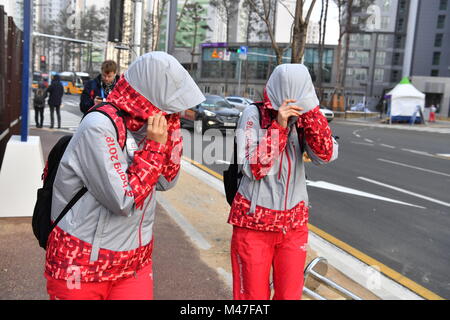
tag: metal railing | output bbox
[303,257,363,300]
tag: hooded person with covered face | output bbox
[228,64,338,300]
[44,52,205,300]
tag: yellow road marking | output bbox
[182,156,445,300]
[182,156,224,181]
[308,224,444,300]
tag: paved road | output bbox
[180,120,450,299]
[306,122,450,299]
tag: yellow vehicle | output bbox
[59,71,90,94]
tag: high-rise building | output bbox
[342,0,404,109]
[343,0,450,116]
[408,0,450,117]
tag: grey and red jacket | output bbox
[45,52,205,282]
[228,90,338,233]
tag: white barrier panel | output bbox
[0,135,44,217]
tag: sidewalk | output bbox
[335,116,450,134]
[29,108,81,132]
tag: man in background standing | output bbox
[80,60,120,115]
[46,74,64,129]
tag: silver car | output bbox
[225,96,254,112]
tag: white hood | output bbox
[266,64,319,112]
[124,51,205,114]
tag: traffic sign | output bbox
[238,46,248,60]
[223,50,231,61]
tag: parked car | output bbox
[225,96,254,112]
[319,106,334,122]
[181,95,241,134]
[350,102,370,112]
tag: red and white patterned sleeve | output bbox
[298,106,337,164]
[127,139,167,209]
[156,113,182,190]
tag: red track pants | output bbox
[231,225,309,300]
[429,112,436,122]
[45,261,153,300]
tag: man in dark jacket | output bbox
[46,74,64,129]
[80,60,119,115]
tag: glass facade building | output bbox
[201,45,334,82]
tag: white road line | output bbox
[364,139,374,143]
[156,193,212,250]
[215,160,231,165]
[377,158,450,177]
[352,129,364,138]
[351,141,374,146]
[306,180,425,209]
[437,154,450,158]
[401,148,434,157]
[358,177,450,208]
[380,144,396,149]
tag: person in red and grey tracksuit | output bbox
[44,52,205,300]
[228,64,339,300]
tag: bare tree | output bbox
[78,5,107,73]
[328,0,374,110]
[242,0,261,95]
[209,0,240,43]
[152,0,169,51]
[178,2,211,75]
[317,0,329,103]
[247,0,286,65]
[142,11,154,53]
[291,0,317,63]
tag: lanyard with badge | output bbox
[100,87,106,102]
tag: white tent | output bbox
[387,78,425,121]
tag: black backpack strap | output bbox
[49,186,88,234]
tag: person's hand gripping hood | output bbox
[265,64,319,113]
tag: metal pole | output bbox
[303,287,327,300]
[237,59,242,97]
[20,0,32,142]
[309,269,363,300]
[403,0,419,77]
[167,0,178,55]
[133,0,143,60]
[303,257,363,301]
